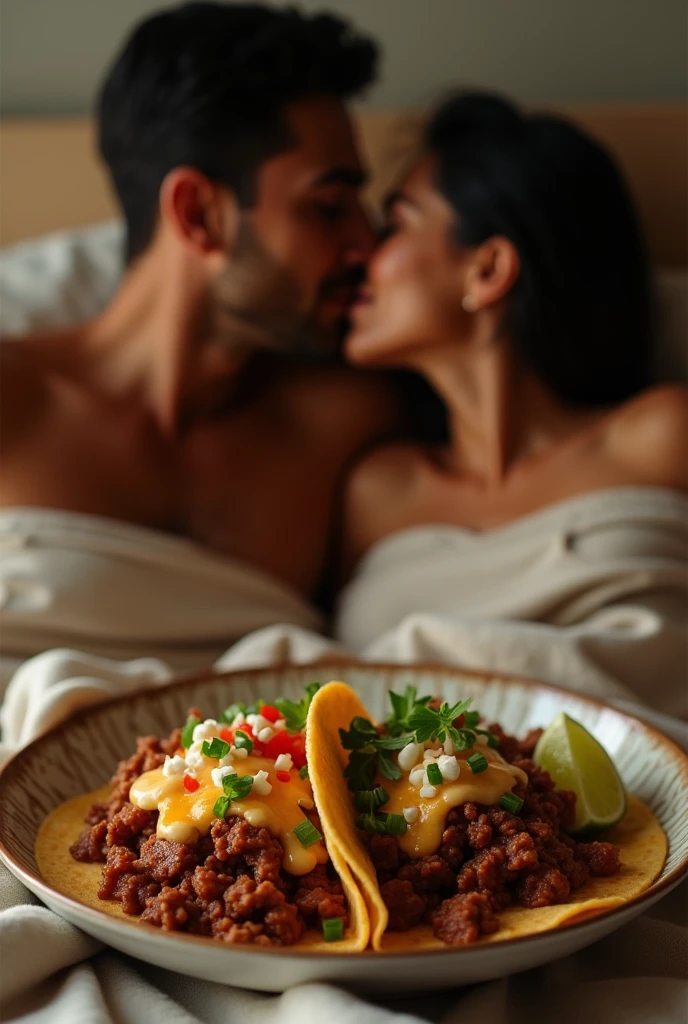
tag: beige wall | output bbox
[1,0,686,116]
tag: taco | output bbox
[306,682,667,949]
[36,684,369,950]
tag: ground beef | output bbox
[361,729,622,946]
[379,879,426,931]
[433,892,500,945]
[70,819,108,862]
[293,864,350,923]
[69,712,348,946]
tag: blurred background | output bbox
[1,0,687,114]
[0,0,686,269]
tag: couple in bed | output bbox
[1,3,686,714]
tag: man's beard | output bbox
[209,220,325,359]
[209,220,363,361]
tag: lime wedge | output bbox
[533,712,627,835]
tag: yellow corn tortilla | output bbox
[307,681,668,951]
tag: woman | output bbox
[336,92,688,716]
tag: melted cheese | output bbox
[129,755,328,876]
[384,745,529,858]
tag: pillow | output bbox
[0,221,123,336]
[0,221,685,385]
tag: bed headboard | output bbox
[1,104,686,266]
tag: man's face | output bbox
[212,96,375,356]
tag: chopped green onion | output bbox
[356,811,408,836]
[221,773,254,800]
[234,729,254,753]
[180,715,201,750]
[202,737,230,759]
[298,764,309,780]
[293,818,323,848]
[425,762,443,786]
[467,752,488,774]
[499,792,524,814]
[354,790,375,813]
[354,786,389,813]
[486,733,500,749]
[380,812,408,836]
[322,917,344,942]
[371,785,389,808]
[213,794,231,819]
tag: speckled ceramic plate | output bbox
[1,661,687,994]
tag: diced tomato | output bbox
[260,705,281,723]
[453,714,465,729]
[276,770,290,783]
[289,734,307,769]
[183,775,200,793]
[261,730,294,760]
[219,727,234,744]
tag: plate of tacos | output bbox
[0,661,686,994]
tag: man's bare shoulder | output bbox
[0,340,51,452]
[606,384,688,491]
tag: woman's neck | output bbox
[410,338,596,488]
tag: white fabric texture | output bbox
[0,507,323,691]
[336,487,688,719]
[1,626,687,1023]
[0,221,123,335]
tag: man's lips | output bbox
[322,286,359,309]
[349,286,373,314]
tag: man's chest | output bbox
[177,416,341,595]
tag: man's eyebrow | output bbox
[311,167,368,188]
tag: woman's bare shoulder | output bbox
[341,441,427,576]
[606,385,688,490]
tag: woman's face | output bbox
[346,155,470,367]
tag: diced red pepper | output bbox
[260,705,281,723]
[183,775,200,793]
[219,727,234,744]
[276,770,290,783]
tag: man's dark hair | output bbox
[98,2,378,263]
[426,92,654,408]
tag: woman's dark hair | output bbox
[98,2,378,263]
[426,92,653,406]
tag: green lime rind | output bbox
[533,712,627,836]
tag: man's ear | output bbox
[159,167,239,257]
[461,236,520,312]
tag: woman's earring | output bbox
[462,295,477,313]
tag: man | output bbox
[1,2,401,602]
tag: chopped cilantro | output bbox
[275,682,320,733]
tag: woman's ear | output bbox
[159,167,239,258]
[462,236,520,312]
